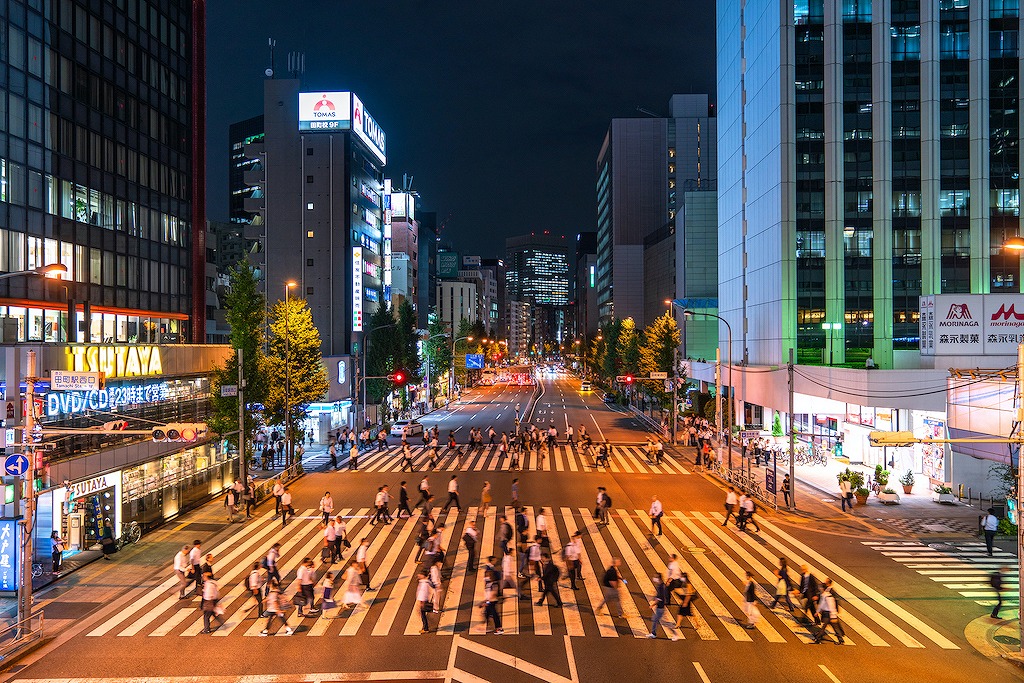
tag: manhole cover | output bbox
[922,524,954,533]
[688,547,706,554]
[995,635,1021,646]
[928,542,956,551]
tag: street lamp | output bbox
[422,331,451,411]
[676,305,735,470]
[451,335,472,401]
[284,281,296,464]
[359,321,397,432]
[0,263,68,282]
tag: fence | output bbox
[706,460,779,511]
[0,611,44,663]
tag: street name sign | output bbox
[649,372,668,380]
[50,371,103,392]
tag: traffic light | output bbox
[868,430,917,447]
[102,420,128,431]
[153,423,209,442]
[624,374,634,385]
[388,371,407,386]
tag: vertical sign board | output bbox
[353,247,364,331]
[765,468,776,495]
[920,294,1024,355]
[0,518,19,592]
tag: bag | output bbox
[321,546,332,562]
[186,569,195,581]
[260,557,269,570]
[604,495,612,508]
[291,592,307,607]
[990,574,1002,589]
[462,532,474,545]
[214,603,225,616]
[101,537,114,547]
[343,539,352,548]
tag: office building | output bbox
[229,115,264,225]
[0,0,205,343]
[708,0,1023,494]
[241,83,389,358]
[480,257,507,338]
[507,299,531,359]
[505,232,571,306]
[389,189,419,313]
[417,211,439,328]
[596,95,717,327]
[437,280,477,329]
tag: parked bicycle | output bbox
[117,520,142,549]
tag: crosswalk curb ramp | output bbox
[83,504,959,649]
[300,444,691,475]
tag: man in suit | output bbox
[799,564,821,625]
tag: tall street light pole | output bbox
[451,335,472,402]
[360,322,397,432]
[422,331,450,411]
[284,281,296,464]
[679,306,734,470]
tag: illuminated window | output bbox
[306,202,314,210]
[306,231,314,238]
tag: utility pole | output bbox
[19,350,37,630]
[715,347,723,465]
[238,348,247,490]
[788,347,796,509]
[671,347,679,444]
[1018,342,1024,652]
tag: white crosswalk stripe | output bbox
[328,444,689,474]
[83,507,958,647]
[865,540,1019,607]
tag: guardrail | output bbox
[705,460,779,511]
[252,460,305,504]
[0,611,44,663]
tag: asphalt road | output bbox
[3,379,1021,683]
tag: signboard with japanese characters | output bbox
[920,294,1024,356]
[0,517,20,592]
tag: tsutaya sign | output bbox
[920,294,1024,356]
[65,345,163,378]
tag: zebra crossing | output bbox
[86,505,958,648]
[302,443,690,475]
[864,540,1019,608]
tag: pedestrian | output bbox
[563,532,581,590]
[321,571,337,612]
[224,486,238,521]
[247,562,266,616]
[100,519,116,560]
[536,554,563,607]
[50,531,65,575]
[416,569,433,634]
[372,486,392,525]
[498,515,514,556]
[356,538,373,591]
[991,566,1009,619]
[201,553,216,581]
[812,578,845,644]
[349,442,359,470]
[510,478,519,506]
[566,424,575,446]
[981,507,1000,557]
[200,572,224,633]
[647,574,677,640]
[443,475,461,512]
[501,549,520,599]
[839,476,853,512]
[649,496,664,536]
[264,543,282,592]
[463,519,479,571]
[260,578,293,636]
[596,558,625,617]
[323,519,339,563]
[480,481,492,515]
[418,476,431,508]
[739,493,760,532]
[782,474,792,507]
[401,443,415,471]
[334,514,349,559]
[535,507,549,541]
[174,544,190,599]
[798,564,820,624]
[674,572,696,630]
[296,557,317,616]
[397,481,413,518]
[273,479,284,514]
[655,439,664,465]
[377,428,388,452]
[280,487,293,526]
[244,478,256,518]
[741,570,760,629]
[595,487,611,526]
[482,567,504,634]
[319,491,334,525]
[342,559,364,609]
[329,441,338,469]
[188,539,203,593]
[771,557,795,611]
[722,486,738,526]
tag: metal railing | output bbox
[251,460,305,504]
[0,611,44,662]
[705,460,778,511]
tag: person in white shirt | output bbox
[982,507,1000,556]
[319,491,334,525]
[272,480,285,515]
[200,573,224,633]
[324,520,339,563]
[739,493,760,532]
[442,475,461,512]
[463,520,479,570]
[247,562,265,615]
[501,548,518,597]
[430,557,444,613]
[666,554,683,593]
[296,557,317,616]
[649,495,664,536]
[563,532,581,590]
[188,540,203,594]
[265,543,282,591]
[335,515,348,558]
[415,569,433,634]
[280,488,293,526]
[348,442,359,471]
[356,538,373,590]
[173,545,190,599]
[566,424,575,446]
[535,508,549,539]
[528,537,543,588]
[723,487,739,526]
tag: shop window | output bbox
[89,248,101,285]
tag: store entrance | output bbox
[69,487,116,548]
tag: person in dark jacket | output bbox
[535,555,563,607]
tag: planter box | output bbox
[878,492,901,505]
[855,493,869,506]
[934,493,957,504]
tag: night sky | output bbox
[205,1,717,258]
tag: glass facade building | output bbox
[0,0,201,344]
[504,232,570,306]
[718,0,1022,368]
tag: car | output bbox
[602,392,617,404]
[390,419,424,437]
[580,381,592,391]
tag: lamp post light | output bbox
[358,321,398,433]
[284,281,296,464]
[451,335,472,401]
[422,331,450,411]
[676,305,734,470]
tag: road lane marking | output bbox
[547,510,585,637]
[576,508,647,637]
[469,507,497,635]
[403,510,457,635]
[340,515,420,635]
[693,662,713,683]
[819,665,842,683]
[561,508,617,637]
[437,508,476,635]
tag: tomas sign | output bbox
[298,92,351,132]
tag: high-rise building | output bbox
[436,280,477,330]
[389,190,419,313]
[574,232,599,338]
[0,0,205,343]
[505,232,571,306]
[241,83,388,359]
[480,258,506,338]
[718,0,1021,370]
[229,115,264,226]
[596,95,717,327]
[417,211,439,328]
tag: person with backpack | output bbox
[647,574,677,640]
[536,554,563,607]
[498,515,514,556]
[481,564,504,634]
[263,543,282,594]
[463,520,479,571]
[598,488,612,526]
[981,507,1000,556]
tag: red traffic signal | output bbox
[624,375,634,384]
[388,371,407,386]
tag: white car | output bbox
[390,420,424,437]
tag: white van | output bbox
[580,381,592,392]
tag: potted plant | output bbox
[874,464,890,488]
[878,488,901,504]
[899,470,915,494]
[933,485,956,504]
[854,487,870,505]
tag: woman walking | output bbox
[50,531,65,575]
[771,558,795,611]
[260,579,293,636]
[342,559,364,610]
[100,519,116,560]
[321,571,337,613]
[200,572,225,633]
[480,481,493,515]
[674,572,696,629]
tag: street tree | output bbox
[396,299,420,383]
[599,319,622,380]
[617,317,641,375]
[454,317,473,388]
[423,314,453,403]
[365,303,398,405]
[639,312,682,405]
[264,295,329,454]
[209,263,267,461]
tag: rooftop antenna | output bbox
[265,38,276,78]
[636,106,662,118]
[287,52,305,79]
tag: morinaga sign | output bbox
[920,294,1024,356]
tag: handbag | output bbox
[291,592,307,607]
[343,539,352,548]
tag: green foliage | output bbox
[855,487,870,496]
[997,517,1017,536]
[898,470,915,487]
[599,319,622,380]
[771,413,783,437]
[365,304,398,403]
[424,314,453,400]
[989,462,1016,499]
[208,263,267,454]
[617,318,641,375]
[874,464,890,486]
[702,394,732,425]
[396,300,420,382]
[639,312,682,403]
[454,318,473,387]
[837,468,865,489]
[933,485,953,494]
[264,296,329,432]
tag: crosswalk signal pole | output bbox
[19,350,37,631]
[238,348,247,496]
[788,347,796,510]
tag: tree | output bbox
[423,314,453,403]
[365,303,398,404]
[396,300,420,382]
[209,263,267,461]
[453,318,473,388]
[771,412,784,437]
[599,319,622,380]
[264,296,329,456]
[617,317,641,375]
[639,312,682,406]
